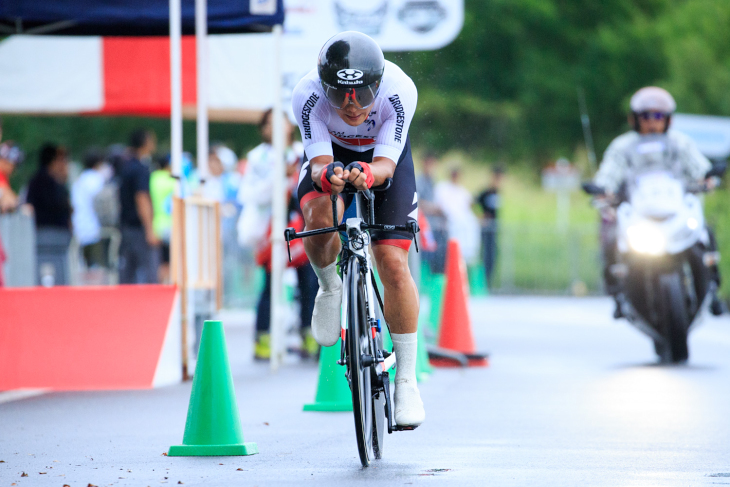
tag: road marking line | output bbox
[0,389,48,404]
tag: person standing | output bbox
[0,140,23,287]
[26,143,73,286]
[416,153,448,273]
[118,129,159,284]
[149,155,176,283]
[0,141,22,213]
[239,109,319,360]
[71,148,109,268]
[476,165,504,288]
[434,167,480,264]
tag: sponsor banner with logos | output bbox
[284,0,463,52]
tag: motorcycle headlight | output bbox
[627,223,666,255]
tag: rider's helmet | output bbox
[629,86,676,133]
[318,31,385,110]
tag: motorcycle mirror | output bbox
[706,161,727,179]
[581,182,606,195]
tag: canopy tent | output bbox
[0,0,283,35]
[1,0,291,371]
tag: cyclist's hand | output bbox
[342,162,374,191]
[320,161,346,194]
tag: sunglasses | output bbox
[638,111,669,121]
[321,81,380,110]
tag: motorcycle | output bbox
[583,141,726,363]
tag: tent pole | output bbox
[170,0,188,379]
[195,0,209,182]
[270,24,285,372]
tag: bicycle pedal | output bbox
[393,425,419,432]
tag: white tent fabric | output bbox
[0,36,103,112]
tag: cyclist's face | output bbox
[336,103,373,127]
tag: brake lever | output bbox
[284,227,295,262]
[407,220,420,253]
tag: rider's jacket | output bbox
[291,60,417,165]
[594,129,711,194]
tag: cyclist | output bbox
[292,31,425,427]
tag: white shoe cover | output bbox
[394,380,426,427]
[311,286,342,347]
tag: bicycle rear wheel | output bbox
[347,256,375,467]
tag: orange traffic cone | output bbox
[430,239,488,367]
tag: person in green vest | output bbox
[150,155,176,283]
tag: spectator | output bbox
[149,155,176,283]
[434,167,480,264]
[238,109,319,360]
[0,130,24,286]
[0,142,22,213]
[202,144,240,205]
[26,143,73,285]
[118,129,159,284]
[71,148,109,268]
[415,152,448,273]
[476,165,504,288]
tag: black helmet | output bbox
[317,31,385,109]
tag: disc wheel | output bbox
[347,257,375,467]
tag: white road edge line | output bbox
[0,389,48,404]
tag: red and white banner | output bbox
[0,34,279,119]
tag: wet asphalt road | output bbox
[2,296,730,487]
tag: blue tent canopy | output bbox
[0,0,284,36]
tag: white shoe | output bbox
[394,380,425,427]
[311,286,342,347]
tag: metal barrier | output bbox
[490,223,603,295]
[0,208,36,287]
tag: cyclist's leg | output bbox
[370,138,425,426]
[298,158,346,346]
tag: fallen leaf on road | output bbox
[263,422,269,426]
[21,472,28,477]
[162,452,168,456]
[63,484,70,487]
[236,468,244,471]
[0,460,5,462]
[39,471,47,474]
[178,482,184,484]
[87,483,98,487]
[218,463,223,465]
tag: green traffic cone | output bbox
[168,321,257,456]
[416,324,433,381]
[303,339,353,412]
[427,274,447,340]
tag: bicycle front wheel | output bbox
[347,256,375,467]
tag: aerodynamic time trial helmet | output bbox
[318,31,385,110]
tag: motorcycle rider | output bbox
[593,86,723,317]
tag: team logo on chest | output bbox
[330,131,376,147]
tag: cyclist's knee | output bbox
[374,246,411,289]
[303,196,342,230]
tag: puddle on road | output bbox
[417,468,452,477]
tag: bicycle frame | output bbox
[284,180,420,440]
